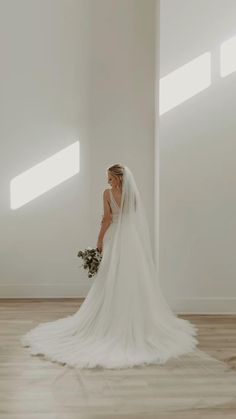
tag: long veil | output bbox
[21,165,236,412]
[91,165,236,410]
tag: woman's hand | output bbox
[96,239,103,253]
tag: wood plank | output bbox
[0,299,236,418]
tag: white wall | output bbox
[89,0,156,256]
[0,0,156,297]
[154,0,160,276]
[159,0,236,313]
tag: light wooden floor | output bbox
[1,298,236,419]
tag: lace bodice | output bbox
[109,189,120,223]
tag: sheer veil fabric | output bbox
[21,166,236,411]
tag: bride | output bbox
[21,163,200,368]
[20,164,236,377]
[20,164,236,410]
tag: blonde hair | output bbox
[107,164,124,189]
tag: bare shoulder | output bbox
[103,189,110,199]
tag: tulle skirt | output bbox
[20,220,236,410]
[21,219,200,369]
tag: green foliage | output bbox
[77,247,102,278]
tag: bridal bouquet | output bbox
[77,247,102,278]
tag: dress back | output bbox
[109,189,120,223]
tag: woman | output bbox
[20,164,236,410]
[21,164,200,368]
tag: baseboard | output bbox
[0,284,91,298]
[169,297,236,314]
[0,286,236,314]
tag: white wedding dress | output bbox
[21,182,199,369]
[21,166,236,411]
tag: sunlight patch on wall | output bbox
[10,141,80,209]
[159,52,211,115]
[220,35,236,78]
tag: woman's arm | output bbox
[96,190,112,252]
